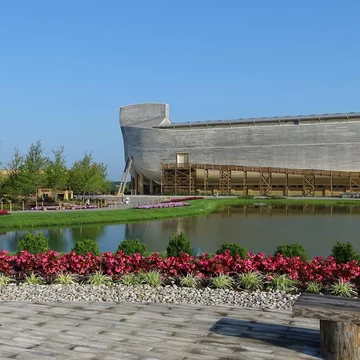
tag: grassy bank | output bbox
[1,197,360,230]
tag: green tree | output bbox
[1,148,25,198]
[68,153,109,196]
[44,147,68,191]
[21,140,48,196]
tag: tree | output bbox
[21,140,48,196]
[1,148,25,198]
[44,147,68,191]
[68,153,110,197]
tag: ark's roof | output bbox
[156,112,360,129]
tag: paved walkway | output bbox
[0,301,321,360]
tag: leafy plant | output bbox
[117,239,146,256]
[71,239,100,256]
[329,279,358,297]
[180,273,200,288]
[305,281,323,294]
[331,241,360,264]
[216,242,247,259]
[0,273,11,286]
[238,271,264,291]
[88,270,112,286]
[55,273,77,285]
[119,273,143,286]
[211,274,233,289]
[274,243,307,261]
[17,232,49,254]
[25,273,45,285]
[141,270,162,287]
[166,232,193,257]
[267,274,299,293]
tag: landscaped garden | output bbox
[0,232,358,300]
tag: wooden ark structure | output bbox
[119,103,360,196]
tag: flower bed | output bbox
[0,250,359,293]
[30,205,98,211]
[0,210,9,216]
[168,197,204,202]
[136,202,190,209]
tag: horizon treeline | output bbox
[0,140,112,199]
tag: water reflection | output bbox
[1,204,360,258]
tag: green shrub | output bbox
[274,243,307,261]
[166,232,193,257]
[331,241,360,264]
[71,239,100,256]
[17,232,49,254]
[117,239,146,256]
[216,242,247,259]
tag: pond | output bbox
[1,204,360,258]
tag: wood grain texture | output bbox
[292,293,360,323]
[320,320,360,360]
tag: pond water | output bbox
[1,204,360,258]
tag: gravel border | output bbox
[0,284,299,310]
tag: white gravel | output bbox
[0,284,299,309]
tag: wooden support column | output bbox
[260,172,272,196]
[139,173,144,195]
[204,169,209,193]
[243,171,248,197]
[330,171,333,197]
[303,173,315,197]
[219,168,231,195]
[149,179,154,195]
[285,172,289,197]
[131,176,135,195]
[320,320,360,360]
[134,173,139,195]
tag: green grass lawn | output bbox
[1,197,360,231]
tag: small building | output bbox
[37,188,73,201]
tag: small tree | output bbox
[17,232,49,254]
[331,241,360,264]
[71,239,101,256]
[166,232,193,257]
[274,243,308,261]
[44,147,69,192]
[117,239,146,255]
[216,242,247,259]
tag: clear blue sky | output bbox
[1,1,359,180]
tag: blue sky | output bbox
[1,1,359,180]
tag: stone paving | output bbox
[0,301,321,360]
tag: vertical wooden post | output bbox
[204,169,208,193]
[285,172,289,197]
[243,171,248,197]
[330,171,333,197]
